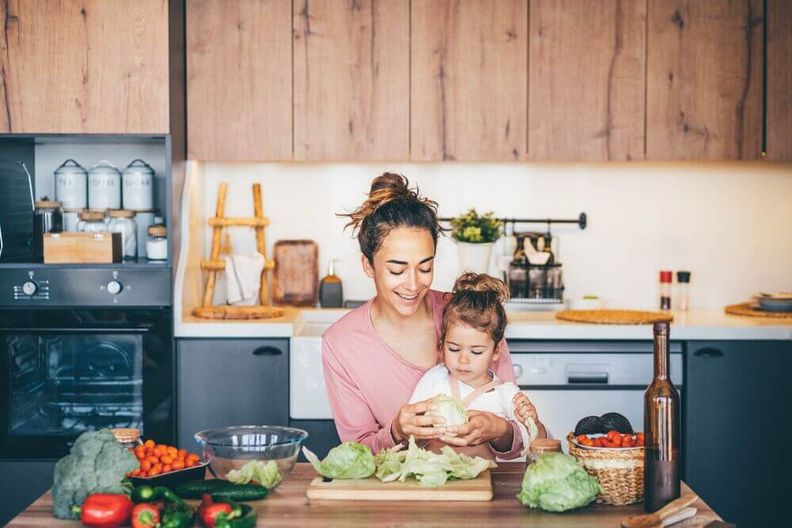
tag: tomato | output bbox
[596,437,608,448]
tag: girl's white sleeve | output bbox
[408,365,444,404]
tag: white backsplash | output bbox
[196,162,792,310]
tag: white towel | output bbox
[222,252,265,305]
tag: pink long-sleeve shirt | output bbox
[321,289,523,457]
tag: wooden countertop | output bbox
[10,463,722,527]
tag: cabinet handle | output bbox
[694,347,724,358]
[252,346,283,356]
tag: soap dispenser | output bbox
[319,259,343,308]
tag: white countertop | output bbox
[175,308,792,341]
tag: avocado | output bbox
[573,415,604,436]
[600,412,633,434]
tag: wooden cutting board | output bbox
[305,471,493,501]
[272,240,318,306]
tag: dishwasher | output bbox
[508,340,683,443]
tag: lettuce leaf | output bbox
[517,453,601,512]
[226,460,282,488]
[302,441,376,479]
[428,394,468,428]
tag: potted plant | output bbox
[450,209,502,274]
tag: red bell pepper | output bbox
[198,493,233,528]
[132,502,161,528]
[78,493,134,527]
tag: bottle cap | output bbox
[653,321,670,336]
[659,270,672,283]
[676,271,691,283]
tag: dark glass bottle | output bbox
[644,321,681,512]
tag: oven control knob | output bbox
[22,281,38,296]
[106,280,123,295]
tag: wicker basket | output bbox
[566,433,644,505]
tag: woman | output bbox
[322,173,544,456]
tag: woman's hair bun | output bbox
[452,272,509,303]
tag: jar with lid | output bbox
[88,160,121,210]
[33,198,63,261]
[111,428,142,450]
[54,159,88,209]
[122,159,155,210]
[134,209,157,258]
[62,208,84,232]
[77,210,108,233]
[526,438,562,463]
[108,209,138,259]
[146,224,167,261]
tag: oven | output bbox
[0,307,173,459]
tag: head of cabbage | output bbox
[428,394,468,429]
[517,452,601,512]
[302,441,376,479]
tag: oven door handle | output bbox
[0,327,150,333]
[567,373,609,384]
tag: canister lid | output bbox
[89,160,120,174]
[147,224,167,237]
[54,159,87,175]
[108,209,135,218]
[530,438,562,454]
[111,428,141,443]
[35,198,62,209]
[123,158,154,175]
[79,211,106,221]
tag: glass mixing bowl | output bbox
[194,425,308,487]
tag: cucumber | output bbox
[174,480,268,501]
[210,484,268,502]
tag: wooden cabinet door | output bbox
[411,0,527,161]
[293,0,409,161]
[528,0,646,161]
[766,0,792,161]
[646,0,763,160]
[187,0,292,161]
[0,0,169,134]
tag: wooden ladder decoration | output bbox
[192,182,284,320]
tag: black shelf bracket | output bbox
[440,212,587,230]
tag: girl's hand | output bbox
[440,411,512,450]
[391,399,446,444]
[512,392,548,439]
[512,392,539,426]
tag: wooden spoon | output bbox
[621,494,699,528]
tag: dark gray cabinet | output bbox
[289,420,340,460]
[177,339,289,451]
[684,340,792,528]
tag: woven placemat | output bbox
[192,306,285,320]
[724,303,792,319]
[556,309,674,325]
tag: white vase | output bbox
[456,241,494,274]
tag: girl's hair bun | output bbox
[452,272,510,303]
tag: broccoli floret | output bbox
[52,429,139,519]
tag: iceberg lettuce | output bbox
[302,441,376,479]
[517,452,601,512]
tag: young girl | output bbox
[408,272,544,460]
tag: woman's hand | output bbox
[440,411,512,451]
[391,399,446,444]
[512,392,548,439]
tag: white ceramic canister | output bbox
[134,209,157,258]
[122,159,155,210]
[108,209,137,259]
[54,159,88,209]
[62,208,84,232]
[88,160,121,210]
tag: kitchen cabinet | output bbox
[528,0,646,161]
[187,0,292,161]
[293,0,409,161]
[177,339,289,451]
[289,420,340,461]
[410,0,527,161]
[0,0,170,134]
[766,0,792,161]
[684,340,792,528]
[645,0,763,160]
[0,461,54,526]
